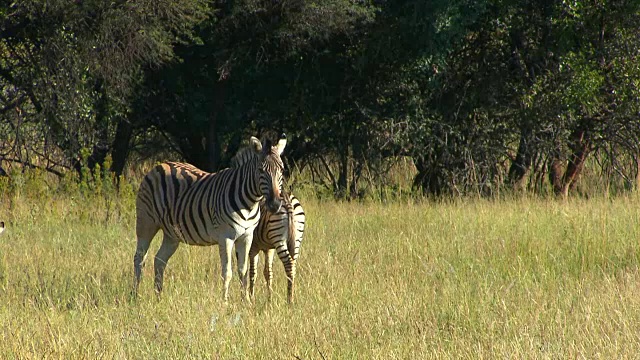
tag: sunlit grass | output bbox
[1,193,640,358]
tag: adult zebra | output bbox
[133,135,286,302]
[249,192,305,303]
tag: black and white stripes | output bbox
[249,192,306,303]
[133,136,286,302]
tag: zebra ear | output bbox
[276,134,287,156]
[249,137,262,153]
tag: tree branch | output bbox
[2,157,65,177]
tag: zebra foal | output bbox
[133,135,286,302]
[249,192,305,303]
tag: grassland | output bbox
[1,188,640,359]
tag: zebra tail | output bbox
[285,200,296,261]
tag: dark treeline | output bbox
[1,1,639,198]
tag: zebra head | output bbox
[249,134,286,213]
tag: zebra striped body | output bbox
[249,193,305,303]
[133,136,286,302]
[136,162,262,245]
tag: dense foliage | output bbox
[1,0,639,198]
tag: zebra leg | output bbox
[277,252,297,304]
[133,239,151,296]
[286,260,297,304]
[248,247,260,300]
[235,234,253,302]
[264,249,276,299]
[133,223,159,296]
[219,238,234,303]
[153,235,179,295]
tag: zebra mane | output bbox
[230,137,274,168]
[230,146,259,168]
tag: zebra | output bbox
[0,221,4,235]
[133,135,287,302]
[249,192,305,304]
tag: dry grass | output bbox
[1,192,640,358]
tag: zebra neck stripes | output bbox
[231,157,264,213]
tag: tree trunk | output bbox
[564,129,590,192]
[183,134,208,170]
[349,159,363,199]
[74,80,109,178]
[110,117,132,178]
[336,145,349,199]
[508,130,534,191]
[206,80,226,172]
[413,157,444,196]
[206,118,220,172]
[349,135,364,199]
[548,129,590,198]
[636,155,640,191]
[548,150,566,198]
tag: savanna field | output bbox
[2,176,640,359]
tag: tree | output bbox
[0,0,209,177]
[131,0,376,173]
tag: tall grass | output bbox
[1,173,640,358]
